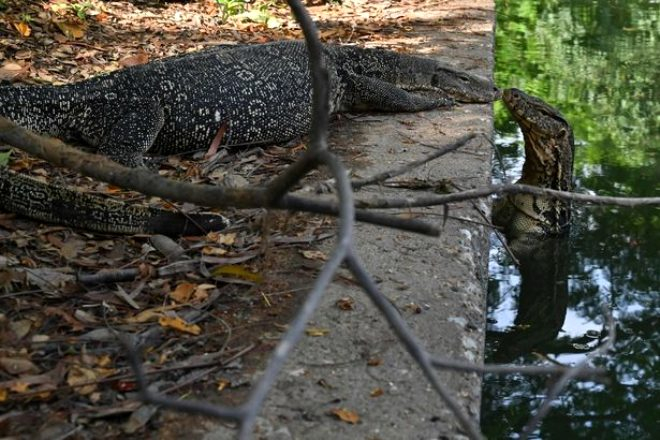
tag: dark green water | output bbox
[482,0,659,438]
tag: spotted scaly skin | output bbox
[492,88,575,242]
[0,41,498,235]
[0,41,499,167]
[0,168,230,236]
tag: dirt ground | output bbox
[0,1,495,438]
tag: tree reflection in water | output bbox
[483,1,658,436]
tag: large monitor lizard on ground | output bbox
[0,41,499,235]
[492,88,575,249]
[1,41,499,167]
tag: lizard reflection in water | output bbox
[490,89,576,362]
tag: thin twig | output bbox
[353,183,660,209]
[262,0,330,202]
[237,3,350,432]
[352,133,478,189]
[0,119,439,236]
[345,252,484,440]
[450,181,520,266]
[277,195,442,235]
[519,305,616,439]
[430,356,607,379]
[122,333,246,422]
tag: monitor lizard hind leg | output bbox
[96,98,165,168]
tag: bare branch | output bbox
[277,193,441,235]
[286,0,330,153]
[0,116,439,235]
[0,117,267,208]
[260,0,331,202]
[430,356,607,379]
[354,183,660,209]
[345,251,484,440]
[121,333,246,422]
[237,4,351,435]
[239,152,355,438]
[352,133,478,189]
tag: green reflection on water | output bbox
[483,0,659,438]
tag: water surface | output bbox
[482,1,659,437]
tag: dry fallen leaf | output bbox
[14,22,31,38]
[48,2,70,14]
[123,403,159,434]
[193,283,215,302]
[202,246,228,256]
[60,238,85,260]
[0,62,29,81]
[404,302,423,314]
[217,379,231,392]
[305,327,330,337]
[330,407,360,424]
[67,365,98,395]
[215,232,237,245]
[9,319,32,339]
[94,11,109,22]
[45,306,85,331]
[210,264,263,283]
[367,358,382,367]
[96,355,112,368]
[105,184,125,194]
[336,296,355,311]
[74,309,99,324]
[124,305,179,324]
[204,121,229,159]
[25,268,75,294]
[9,381,30,393]
[119,51,150,68]
[158,316,201,335]
[0,357,40,375]
[300,249,327,261]
[266,17,282,29]
[55,21,86,39]
[370,387,384,397]
[169,282,196,303]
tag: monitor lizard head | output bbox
[503,88,574,192]
[428,66,501,103]
[493,88,576,243]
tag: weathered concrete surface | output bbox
[206,1,495,438]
